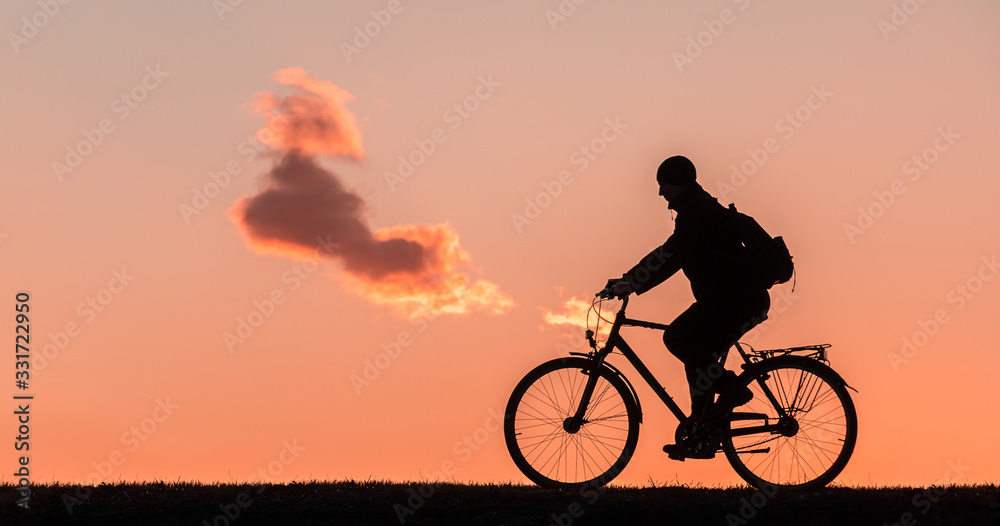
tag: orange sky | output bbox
[2,1,999,488]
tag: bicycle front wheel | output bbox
[504,357,640,490]
[722,357,857,490]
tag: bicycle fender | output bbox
[740,355,854,390]
[546,356,644,425]
[538,352,642,424]
[600,360,644,425]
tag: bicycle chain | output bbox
[733,434,781,452]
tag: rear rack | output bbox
[743,343,831,363]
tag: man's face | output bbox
[658,182,686,202]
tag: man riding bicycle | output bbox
[608,155,771,459]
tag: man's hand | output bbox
[599,278,634,299]
[612,280,634,298]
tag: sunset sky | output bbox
[2,0,999,489]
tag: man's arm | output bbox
[621,235,683,295]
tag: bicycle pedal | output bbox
[663,443,715,460]
[664,448,686,461]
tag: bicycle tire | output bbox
[504,357,640,490]
[722,356,857,490]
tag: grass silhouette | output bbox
[1,480,998,525]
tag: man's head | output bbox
[656,155,696,202]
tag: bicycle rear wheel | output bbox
[504,357,640,490]
[722,357,857,490]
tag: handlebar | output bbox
[596,287,617,300]
[596,281,631,310]
[597,279,630,301]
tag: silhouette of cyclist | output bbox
[607,155,770,458]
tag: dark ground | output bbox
[1,481,998,525]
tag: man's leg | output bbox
[662,302,732,417]
[661,301,737,459]
[731,289,771,342]
[712,290,772,410]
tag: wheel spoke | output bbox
[506,361,637,487]
[722,361,856,490]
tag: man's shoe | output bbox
[663,441,717,460]
[713,371,754,411]
[715,385,753,411]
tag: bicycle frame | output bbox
[568,296,791,437]
[506,293,856,490]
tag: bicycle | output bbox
[503,286,858,491]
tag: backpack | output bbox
[728,204,794,290]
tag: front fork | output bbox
[564,368,601,433]
[563,364,602,433]
[564,332,613,434]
